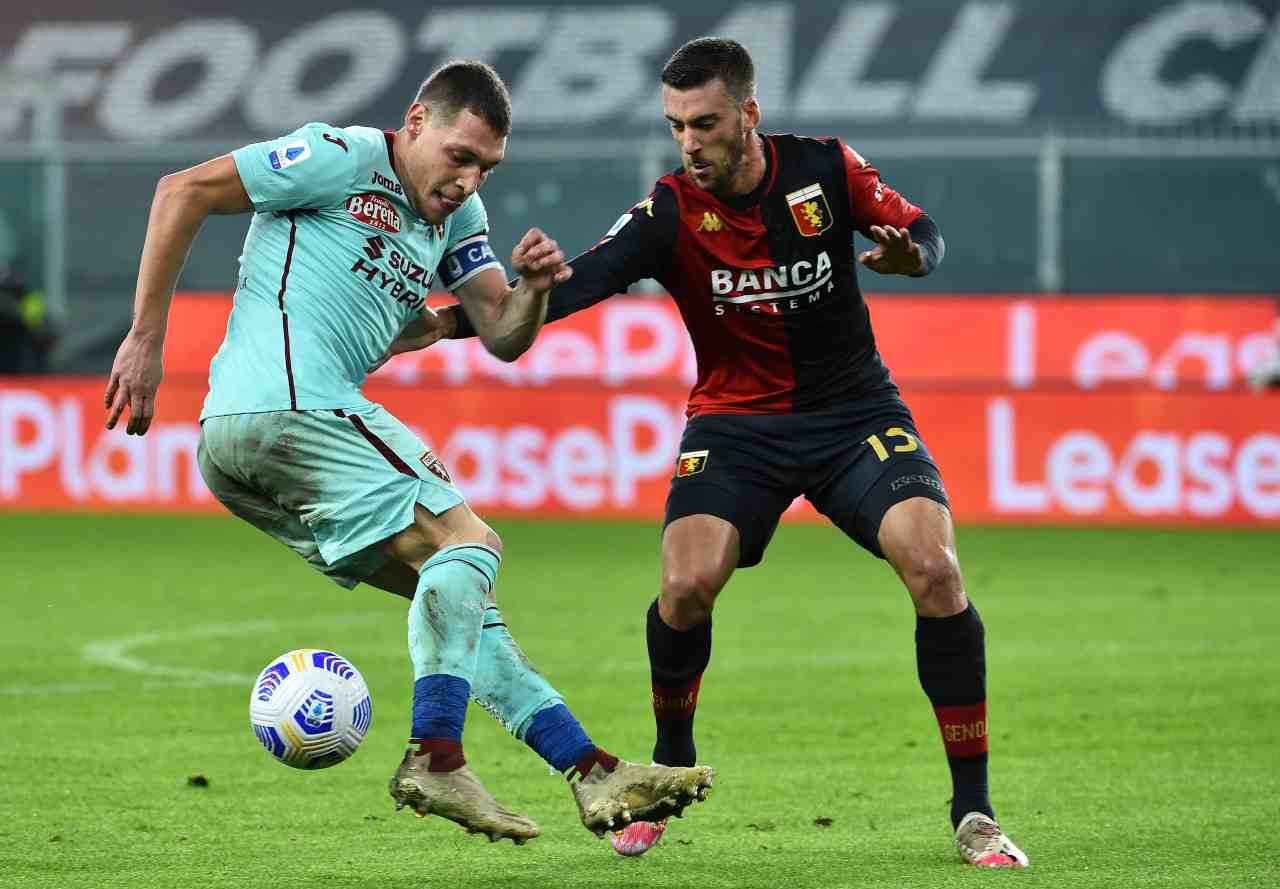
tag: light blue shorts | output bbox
[197,406,464,588]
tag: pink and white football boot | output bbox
[609,818,668,857]
[954,812,1029,867]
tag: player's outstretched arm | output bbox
[444,191,674,342]
[841,142,944,278]
[105,155,253,435]
[439,246,621,343]
[857,215,945,277]
[451,227,571,362]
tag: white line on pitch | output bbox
[69,613,391,690]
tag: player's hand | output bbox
[511,227,572,294]
[368,305,455,374]
[104,329,164,436]
[858,225,924,276]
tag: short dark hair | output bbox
[415,61,512,137]
[660,37,755,103]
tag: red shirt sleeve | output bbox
[840,140,922,234]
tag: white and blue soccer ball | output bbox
[249,649,372,770]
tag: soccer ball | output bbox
[249,648,372,770]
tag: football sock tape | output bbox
[522,703,598,774]
[411,676,470,743]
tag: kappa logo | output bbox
[268,139,310,171]
[676,450,709,477]
[420,451,452,484]
[785,183,833,237]
[634,196,655,217]
[889,473,946,496]
[347,193,402,234]
[697,212,723,233]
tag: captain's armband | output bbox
[437,234,503,291]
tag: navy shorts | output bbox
[663,396,949,567]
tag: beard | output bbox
[703,127,746,196]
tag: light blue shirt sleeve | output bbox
[436,194,505,291]
[231,122,360,212]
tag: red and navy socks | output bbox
[646,598,711,767]
[916,602,995,829]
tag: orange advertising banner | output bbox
[165,292,1277,391]
[2,378,1277,525]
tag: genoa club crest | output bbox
[676,450,709,477]
[785,183,833,237]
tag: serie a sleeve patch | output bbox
[268,138,311,170]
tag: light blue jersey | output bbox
[200,123,503,420]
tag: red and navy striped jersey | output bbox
[536,134,925,416]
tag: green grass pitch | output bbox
[2,514,1277,888]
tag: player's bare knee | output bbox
[438,511,500,554]
[899,546,966,616]
[660,567,722,628]
[478,524,502,555]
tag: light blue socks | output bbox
[472,604,598,772]
[407,544,498,738]
[472,604,563,738]
[406,543,599,774]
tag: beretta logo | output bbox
[347,193,402,234]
